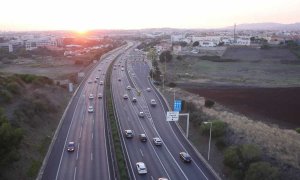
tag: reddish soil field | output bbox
[184,87,300,128]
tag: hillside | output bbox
[0,73,70,180]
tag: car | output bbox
[153,137,162,146]
[153,81,161,85]
[94,79,97,83]
[113,67,116,70]
[158,178,168,180]
[88,106,94,113]
[138,112,144,118]
[123,94,128,99]
[179,152,192,163]
[127,86,131,90]
[89,94,94,99]
[67,142,75,152]
[98,93,103,99]
[150,99,156,106]
[136,162,147,174]
[118,78,121,81]
[95,76,99,79]
[132,97,137,103]
[121,68,124,71]
[139,134,147,142]
[124,130,134,138]
[146,88,151,92]
[99,81,104,85]
[88,80,92,84]
[98,69,101,71]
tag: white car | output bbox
[98,93,103,99]
[127,86,131,90]
[123,94,129,99]
[150,99,156,106]
[132,97,137,103]
[138,112,144,118]
[121,68,124,71]
[89,94,94,99]
[124,130,134,138]
[146,88,151,92]
[153,137,162,146]
[88,80,92,84]
[136,162,147,174]
[99,81,104,85]
[88,106,94,113]
[95,76,99,79]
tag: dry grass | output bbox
[166,88,300,169]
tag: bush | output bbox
[6,82,21,94]
[168,82,176,87]
[204,99,215,108]
[200,120,226,138]
[0,89,12,103]
[245,162,279,180]
[27,160,42,178]
[296,128,300,134]
[215,137,227,150]
[223,144,262,179]
[176,55,182,60]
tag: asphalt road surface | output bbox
[111,47,218,180]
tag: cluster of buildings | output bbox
[150,30,300,55]
[0,34,64,53]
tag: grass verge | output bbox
[105,58,129,179]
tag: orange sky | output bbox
[0,0,299,31]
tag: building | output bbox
[25,37,59,51]
[235,37,251,46]
[172,45,182,55]
[171,34,185,42]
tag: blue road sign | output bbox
[174,100,182,112]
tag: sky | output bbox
[1,0,300,31]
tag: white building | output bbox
[200,41,216,47]
[25,37,58,50]
[172,45,182,54]
[171,34,185,42]
[235,37,251,46]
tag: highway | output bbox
[111,45,218,180]
[40,45,129,180]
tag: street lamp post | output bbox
[203,121,212,161]
[160,74,164,90]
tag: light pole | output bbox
[160,74,164,90]
[203,121,212,161]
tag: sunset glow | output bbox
[0,0,300,31]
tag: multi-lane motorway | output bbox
[39,41,219,180]
[39,45,129,180]
[111,45,218,180]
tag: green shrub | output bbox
[215,137,227,150]
[296,128,300,134]
[26,160,41,178]
[204,99,215,108]
[0,89,12,103]
[200,120,226,138]
[245,162,279,180]
[6,82,21,94]
[223,144,262,179]
[168,82,176,87]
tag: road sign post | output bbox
[166,111,179,121]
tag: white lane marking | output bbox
[55,84,86,180]
[91,152,93,161]
[79,126,82,139]
[73,166,77,180]
[92,133,93,140]
[139,149,143,157]
[76,143,80,160]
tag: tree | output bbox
[159,51,172,62]
[193,41,199,46]
[245,162,279,180]
[179,41,188,47]
[147,48,157,62]
[0,108,23,168]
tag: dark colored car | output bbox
[179,152,191,163]
[67,142,75,152]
